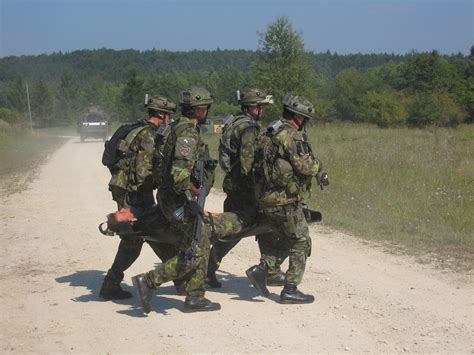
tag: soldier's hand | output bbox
[114,208,136,223]
[191,184,200,197]
[203,211,220,218]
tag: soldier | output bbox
[206,88,286,288]
[132,87,221,313]
[99,95,179,300]
[246,94,322,304]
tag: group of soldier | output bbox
[98,86,326,313]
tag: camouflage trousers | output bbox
[106,238,178,284]
[208,194,281,276]
[259,203,312,286]
[144,219,211,300]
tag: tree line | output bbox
[0,17,472,128]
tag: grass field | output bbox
[0,127,72,195]
[205,123,474,269]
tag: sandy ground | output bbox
[0,138,472,354]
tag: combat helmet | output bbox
[238,88,273,106]
[281,94,315,120]
[179,87,213,108]
[145,95,177,113]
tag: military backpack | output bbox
[102,121,150,171]
[218,114,256,173]
[254,120,301,206]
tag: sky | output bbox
[1,0,473,57]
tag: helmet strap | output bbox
[243,105,262,120]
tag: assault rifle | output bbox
[174,145,216,268]
[188,153,206,268]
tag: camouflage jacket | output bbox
[157,117,214,221]
[222,113,259,195]
[108,120,158,208]
[257,120,320,207]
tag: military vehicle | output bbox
[78,107,109,142]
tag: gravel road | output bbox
[0,138,471,353]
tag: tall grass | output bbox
[204,123,474,268]
[0,128,70,194]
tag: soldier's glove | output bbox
[184,201,203,218]
[316,172,329,190]
[320,172,329,186]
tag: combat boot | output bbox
[183,297,221,313]
[246,263,269,297]
[267,270,286,286]
[99,271,132,300]
[279,285,315,304]
[205,270,222,289]
[131,274,154,314]
[174,280,187,296]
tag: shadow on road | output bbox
[205,270,266,303]
[56,269,122,303]
[55,268,271,317]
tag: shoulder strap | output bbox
[221,115,256,153]
[123,123,154,148]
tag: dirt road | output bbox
[0,138,472,353]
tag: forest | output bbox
[0,17,472,129]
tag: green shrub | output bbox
[359,90,408,127]
[408,91,468,127]
[0,108,24,125]
[209,101,239,117]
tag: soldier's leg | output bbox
[147,241,187,295]
[206,211,246,288]
[207,196,239,273]
[132,252,189,313]
[207,240,240,287]
[100,237,144,300]
[136,222,220,312]
[257,232,287,286]
[279,205,314,304]
[246,230,281,298]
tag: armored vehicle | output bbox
[78,107,109,142]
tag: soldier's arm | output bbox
[170,127,200,194]
[130,129,155,202]
[134,129,155,188]
[279,129,319,177]
[239,126,258,176]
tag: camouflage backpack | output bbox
[218,114,256,173]
[102,121,156,193]
[254,120,299,206]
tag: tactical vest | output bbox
[108,122,155,191]
[218,114,256,173]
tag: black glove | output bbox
[184,201,203,218]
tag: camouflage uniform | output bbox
[208,88,283,285]
[101,95,178,299]
[142,115,215,301]
[247,95,322,303]
[208,113,260,272]
[256,119,319,285]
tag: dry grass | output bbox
[0,128,71,195]
[204,123,474,269]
